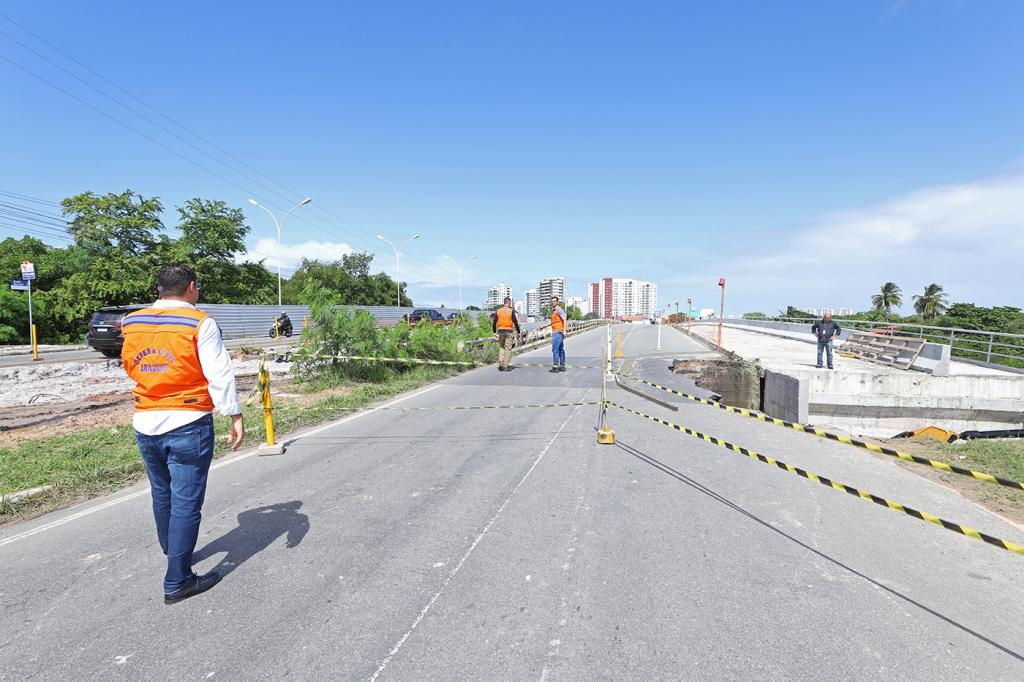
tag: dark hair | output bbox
[157,263,197,296]
[504,296,512,304]
[551,296,560,302]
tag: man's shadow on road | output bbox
[193,501,310,576]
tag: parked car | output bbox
[86,305,146,358]
[403,309,448,325]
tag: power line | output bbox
[0,13,483,290]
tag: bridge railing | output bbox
[729,317,1024,370]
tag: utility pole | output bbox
[716,279,726,349]
[656,310,662,351]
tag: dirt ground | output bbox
[0,352,294,449]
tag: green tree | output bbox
[284,252,412,306]
[912,283,949,321]
[871,282,903,319]
[742,312,767,319]
[62,190,162,259]
[583,311,599,320]
[170,198,275,304]
[566,305,583,320]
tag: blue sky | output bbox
[2,1,1022,314]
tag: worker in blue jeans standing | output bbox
[538,296,568,372]
[811,311,842,369]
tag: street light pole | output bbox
[248,197,313,307]
[716,279,726,350]
[378,233,420,308]
[443,254,478,311]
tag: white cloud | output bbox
[243,238,353,275]
[676,167,1024,313]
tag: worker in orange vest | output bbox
[491,296,521,371]
[121,264,244,605]
[538,295,568,372]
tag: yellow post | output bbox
[614,331,624,358]
[31,324,40,361]
[262,369,275,446]
[303,315,308,330]
[274,318,280,339]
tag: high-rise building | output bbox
[588,277,658,318]
[524,289,540,317]
[566,296,587,314]
[485,282,512,309]
[537,277,566,307]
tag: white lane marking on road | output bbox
[0,384,443,549]
[368,392,590,682]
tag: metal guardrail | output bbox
[750,317,1024,369]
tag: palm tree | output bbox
[912,283,949,321]
[871,282,903,319]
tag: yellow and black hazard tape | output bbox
[265,351,604,371]
[264,401,602,413]
[606,401,1024,556]
[285,353,483,366]
[614,372,1024,492]
[244,358,271,407]
[511,362,603,370]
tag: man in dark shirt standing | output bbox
[811,311,841,369]
[491,297,521,371]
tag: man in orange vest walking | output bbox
[122,264,245,604]
[538,295,568,372]
[491,296,521,371]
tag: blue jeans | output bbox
[135,414,215,593]
[817,339,834,368]
[551,332,565,367]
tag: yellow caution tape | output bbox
[614,372,1024,492]
[607,401,1024,556]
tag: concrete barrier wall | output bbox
[763,371,808,423]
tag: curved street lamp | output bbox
[248,197,313,306]
[377,233,420,308]
[442,254,478,311]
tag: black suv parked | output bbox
[402,309,448,325]
[86,305,145,358]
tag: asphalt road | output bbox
[2,324,1023,680]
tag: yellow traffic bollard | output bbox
[274,319,280,339]
[31,324,40,361]
[256,359,285,455]
[614,331,624,358]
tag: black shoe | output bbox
[558,366,567,372]
[816,365,823,369]
[498,366,506,372]
[164,571,222,605]
[828,366,834,370]
[549,367,559,373]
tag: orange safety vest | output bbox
[121,306,214,412]
[495,307,515,331]
[551,307,566,333]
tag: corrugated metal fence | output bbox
[197,304,490,339]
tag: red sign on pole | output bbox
[718,277,726,287]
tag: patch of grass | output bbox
[930,438,1024,484]
[899,437,1024,525]
[0,365,458,522]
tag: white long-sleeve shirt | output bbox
[131,299,241,436]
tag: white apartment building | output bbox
[589,277,658,318]
[485,282,512,308]
[537,277,566,306]
[566,296,587,314]
[524,288,540,317]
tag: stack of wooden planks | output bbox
[837,331,926,370]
